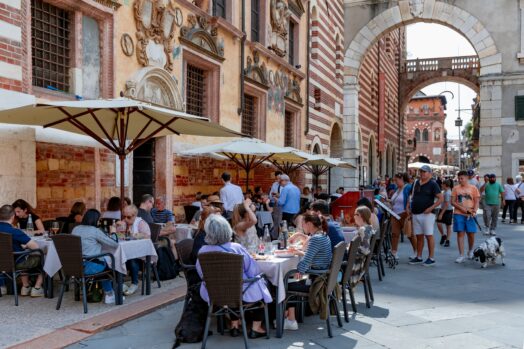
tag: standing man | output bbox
[277,174,301,227]
[467,169,480,189]
[514,175,524,224]
[219,172,244,220]
[407,165,443,266]
[451,171,480,263]
[479,174,490,232]
[269,171,282,237]
[483,174,505,236]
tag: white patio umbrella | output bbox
[0,98,244,203]
[181,138,309,190]
[302,156,356,188]
[268,147,313,175]
[408,162,439,170]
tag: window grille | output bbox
[242,94,256,137]
[31,0,71,92]
[284,111,294,147]
[186,64,206,117]
[288,21,295,65]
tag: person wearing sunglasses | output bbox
[121,204,151,296]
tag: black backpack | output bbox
[156,245,180,281]
[173,283,209,347]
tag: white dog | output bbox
[473,237,505,268]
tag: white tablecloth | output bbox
[174,224,196,241]
[35,238,62,277]
[256,256,299,303]
[342,227,358,244]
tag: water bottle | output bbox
[280,221,288,249]
[339,210,345,225]
[263,226,272,254]
[26,214,34,233]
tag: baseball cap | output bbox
[467,169,474,176]
[419,165,432,173]
[489,173,496,179]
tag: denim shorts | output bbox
[453,214,478,233]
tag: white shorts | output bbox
[412,213,436,236]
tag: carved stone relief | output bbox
[245,51,269,87]
[286,76,302,104]
[409,0,424,17]
[179,14,224,60]
[134,0,178,71]
[269,0,290,57]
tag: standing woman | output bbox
[502,177,518,224]
[389,173,415,260]
[12,199,45,234]
[436,180,454,247]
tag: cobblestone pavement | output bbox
[64,221,524,348]
[0,276,185,348]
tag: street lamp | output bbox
[455,116,463,169]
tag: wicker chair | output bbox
[283,241,347,338]
[51,234,117,314]
[0,232,46,305]
[140,223,164,294]
[183,205,200,223]
[198,252,270,349]
[361,234,377,308]
[175,238,195,312]
[373,218,389,281]
[339,236,362,321]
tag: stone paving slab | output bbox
[61,221,524,348]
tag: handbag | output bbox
[87,281,103,303]
[403,215,413,238]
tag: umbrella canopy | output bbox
[408,162,439,170]
[0,98,244,203]
[182,139,309,190]
[269,147,313,175]
[302,156,356,188]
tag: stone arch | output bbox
[124,67,184,111]
[367,133,377,185]
[329,122,343,158]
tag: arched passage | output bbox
[343,1,503,183]
[329,123,344,191]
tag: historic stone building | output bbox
[358,28,406,185]
[405,92,447,165]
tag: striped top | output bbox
[297,233,332,273]
[151,208,175,224]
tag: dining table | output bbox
[342,226,358,244]
[255,254,299,338]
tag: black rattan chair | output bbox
[198,252,270,349]
[175,238,195,312]
[0,232,46,306]
[283,242,347,338]
[373,219,388,281]
[51,234,118,314]
[339,236,362,321]
[183,205,200,223]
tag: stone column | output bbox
[518,0,524,63]
[478,79,503,177]
[342,76,360,189]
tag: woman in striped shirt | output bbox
[284,213,332,330]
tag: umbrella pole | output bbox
[119,154,125,210]
[245,168,250,193]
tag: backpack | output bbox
[173,283,209,347]
[156,245,180,281]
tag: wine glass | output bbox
[50,221,60,235]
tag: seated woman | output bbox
[190,206,221,265]
[285,213,333,331]
[12,199,45,234]
[102,197,122,220]
[350,206,375,286]
[196,214,272,339]
[121,204,151,296]
[67,202,86,224]
[232,198,258,250]
[356,197,380,234]
[72,209,119,304]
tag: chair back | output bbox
[183,205,199,223]
[175,238,194,267]
[375,219,388,254]
[198,252,244,308]
[362,234,378,274]
[51,234,85,277]
[0,232,15,271]
[148,223,162,242]
[341,236,362,285]
[326,242,347,295]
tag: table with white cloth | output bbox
[35,237,61,298]
[173,224,197,241]
[342,227,358,244]
[255,255,299,338]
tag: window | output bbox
[434,128,441,141]
[422,129,429,142]
[284,111,294,147]
[314,88,321,110]
[288,21,295,65]
[415,129,421,142]
[31,0,71,92]
[422,104,429,115]
[186,64,206,117]
[251,0,260,42]
[242,94,256,137]
[515,96,524,121]
[213,0,227,19]
[519,159,524,173]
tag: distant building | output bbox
[405,92,447,165]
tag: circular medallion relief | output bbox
[174,7,183,27]
[121,33,134,57]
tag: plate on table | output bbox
[274,250,294,258]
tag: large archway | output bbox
[343,1,503,186]
[330,123,344,191]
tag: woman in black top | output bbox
[12,199,45,234]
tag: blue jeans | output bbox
[126,259,141,285]
[83,261,113,292]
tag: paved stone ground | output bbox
[0,276,185,348]
[69,218,524,349]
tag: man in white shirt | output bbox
[219,172,244,219]
[515,175,524,224]
[269,171,282,238]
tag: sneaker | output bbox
[423,258,436,267]
[501,219,506,223]
[439,235,446,245]
[30,287,44,297]
[122,284,129,293]
[444,240,450,247]
[124,283,138,296]
[489,230,497,236]
[455,256,465,263]
[104,292,115,304]
[467,250,474,259]
[483,228,491,236]
[409,257,423,265]
[283,319,298,331]
[0,285,7,295]
[20,286,31,296]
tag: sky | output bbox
[406,23,477,139]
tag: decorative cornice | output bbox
[92,0,121,10]
[180,14,225,62]
[248,41,305,80]
[245,51,269,88]
[288,0,305,17]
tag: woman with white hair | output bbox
[196,214,272,339]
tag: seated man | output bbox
[0,204,44,297]
[151,196,175,224]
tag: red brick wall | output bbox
[0,1,25,92]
